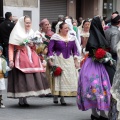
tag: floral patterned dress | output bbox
[77,57,111,111]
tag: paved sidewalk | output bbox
[0,96,91,120]
[0,79,91,120]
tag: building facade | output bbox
[40,0,119,22]
[3,0,40,30]
[75,0,117,20]
[1,0,120,30]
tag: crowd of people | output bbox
[0,11,120,120]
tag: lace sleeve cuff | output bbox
[74,55,79,59]
[47,56,54,60]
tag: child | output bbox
[36,44,52,97]
[0,46,11,108]
[36,44,48,71]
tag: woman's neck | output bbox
[26,29,30,33]
[59,33,68,37]
[41,29,47,34]
[83,29,89,33]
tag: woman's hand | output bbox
[9,61,14,68]
[48,59,54,67]
[74,58,80,69]
[29,41,34,47]
[42,60,47,68]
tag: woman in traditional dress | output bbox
[8,16,51,107]
[80,20,90,49]
[77,17,112,120]
[79,20,90,68]
[39,19,54,45]
[64,18,81,55]
[48,22,79,105]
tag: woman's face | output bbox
[24,17,32,31]
[73,22,77,26]
[60,24,69,35]
[43,47,48,55]
[83,22,90,31]
[42,21,50,32]
[48,24,51,31]
[102,20,105,29]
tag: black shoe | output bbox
[24,103,30,107]
[53,101,58,104]
[60,99,66,106]
[46,94,53,97]
[99,116,108,120]
[53,96,58,104]
[91,114,99,120]
[18,102,25,107]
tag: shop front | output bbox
[40,0,67,22]
[103,0,116,19]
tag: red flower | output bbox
[52,66,62,76]
[95,48,106,59]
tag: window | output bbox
[23,11,32,19]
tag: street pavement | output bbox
[0,79,91,120]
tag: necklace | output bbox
[59,34,69,47]
[65,39,69,47]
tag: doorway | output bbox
[76,0,82,21]
[103,0,113,19]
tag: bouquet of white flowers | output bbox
[20,32,47,46]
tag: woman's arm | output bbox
[9,44,14,68]
[72,41,80,69]
[47,40,55,66]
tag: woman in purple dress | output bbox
[77,17,112,120]
[48,22,79,105]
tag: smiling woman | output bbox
[7,16,51,107]
[48,22,79,105]
[24,16,32,31]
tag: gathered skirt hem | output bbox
[53,91,77,96]
[7,89,51,98]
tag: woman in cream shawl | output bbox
[8,16,51,107]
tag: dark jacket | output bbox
[0,19,15,46]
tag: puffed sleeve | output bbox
[47,40,55,59]
[9,44,14,61]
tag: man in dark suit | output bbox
[0,12,15,77]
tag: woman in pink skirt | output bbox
[8,16,51,107]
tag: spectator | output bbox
[0,12,15,77]
[78,17,83,26]
[104,13,120,61]
[58,15,64,22]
